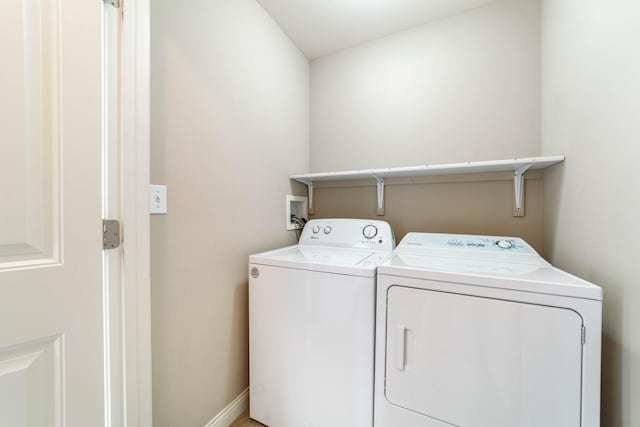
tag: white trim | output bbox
[122,0,153,426]
[204,388,250,427]
[102,2,124,425]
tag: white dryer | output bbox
[374,233,602,427]
[250,218,395,427]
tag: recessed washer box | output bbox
[286,194,308,230]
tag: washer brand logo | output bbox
[250,267,260,278]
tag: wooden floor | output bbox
[230,410,266,427]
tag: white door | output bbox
[385,285,583,427]
[0,0,107,425]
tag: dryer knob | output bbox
[312,226,320,234]
[497,240,513,249]
[324,226,332,234]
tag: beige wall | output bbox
[312,172,544,251]
[309,0,544,248]
[541,0,640,425]
[310,0,541,172]
[150,1,308,426]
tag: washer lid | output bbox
[379,233,602,300]
[250,245,390,277]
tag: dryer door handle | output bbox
[395,325,406,371]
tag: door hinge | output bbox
[103,220,120,250]
[102,0,120,8]
[581,326,586,345]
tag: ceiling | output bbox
[257,0,497,59]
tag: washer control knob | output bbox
[497,240,513,249]
[324,226,332,234]
[312,226,320,234]
[363,224,378,240]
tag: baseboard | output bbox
[204,388,249,427]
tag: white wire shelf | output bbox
[290,155,565,216]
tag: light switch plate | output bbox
[149,185,167,214]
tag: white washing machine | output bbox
[374,233,602,427]
[249,218,395,427]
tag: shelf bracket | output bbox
[372,174,385,216]
[513,163,534,216]
[303,181,314,215]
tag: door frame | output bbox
[121,0,152,425]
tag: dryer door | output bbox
[385,285,583,427]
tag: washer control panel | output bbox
[300,219,396,251]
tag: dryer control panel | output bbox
[399,233,538,255]
[300,219,396,251]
